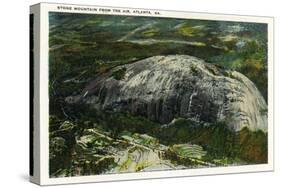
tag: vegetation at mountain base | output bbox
[49,109,267,177]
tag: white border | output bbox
[33,2,274,185]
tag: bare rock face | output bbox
[66,55,267,132]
